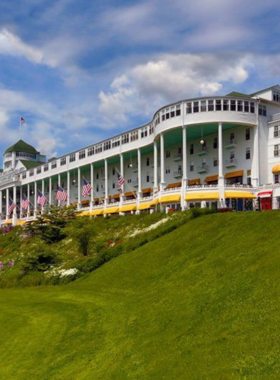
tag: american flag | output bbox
[37,190,48,207]
[21,195,29,211]
[20,117,25,125]
[117,173,125,188]
[8,200,16,216]
[82,177,92,198]
[55,186,67,202]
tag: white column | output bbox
[12,185,17,225]
[34,181,37,216]
[90,164,94,210]
[78,168,81,209]
[154,141,158,192]
[160,133,165,191]
[182,126,188,210]
[67,171,70,206]
[0,190,2,222]
[138,148,142,199]
[57,174,61,207]
[120,153,124,198]
[19,186,23,218]
[104,159,108,205]
[27,184,30,217]
[218,122,225,204]
[42,179,45,212]
[49,177,52,205]
[252,125,259,187]
[6,188,9,219]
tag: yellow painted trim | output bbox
[77,211,90,217]
[138,202,154,210]
[89,209,104,216]
[104,207,119,214]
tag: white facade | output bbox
[2,85,280,225]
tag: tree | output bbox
[66,218,96,256]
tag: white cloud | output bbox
[98,53,253,126]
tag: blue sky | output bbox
[0,0,280,163]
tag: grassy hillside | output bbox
[1,212,280,379]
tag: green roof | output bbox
[19,160,42,169]
[226,91,252,98]
[4,140,38,155]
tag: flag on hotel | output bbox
[117,173,125,187]
[55,186,67,202]
[20,117,25,125]
[37,190,48,207]
[82,177,92,198]
[21,195,29,211]
[8,200,16,216]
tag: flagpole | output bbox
[114,166,137,199]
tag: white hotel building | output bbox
[1,85,280,225]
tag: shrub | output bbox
[65,218,96,256]
[21,244,60,273]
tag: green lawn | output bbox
[1,212,280,379]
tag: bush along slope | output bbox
[0,206,216,288]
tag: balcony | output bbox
[225,158,237,168]
[173,170,182,178]
[197,146,208,156]
[225,139,237,149]
[173,153,182,162]
[197,164,209,173]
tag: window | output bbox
[165,108,170,119]
[273,91,280,102]
[190,143,194,155]
[44,164,49,172]
[250,102,255,113]
[238,100,243,112]
[22,173,26,179]
[112,168,116,175]
[274,144,280,157]
[170,106,175,118]
[146,157,150,166]
[275,174,279,184]
[149,125,154,134]
[186,102,192,114]
[96,185,99,192]
[51,161,57,169]
[208,100,214,111]
[178,147,182,157]
[60,157,66,166]
[122,134,129,144]
[223,100,229,111]
[230,100,236,111]
[79,150,86,159]
[88,147,95,156]
[103,141,111,151]
[37,167,42,174]
[176,105,181,116]
[230,151,235,160]
[162,110,166,121]
[216,100,221,111]
[246,147,250,160]
[146,175,150,182]
[247,177,251,186]
[95,144,102,154]
[274,126,279,138]
[112,182,115,189]
[112,138,120,147]
[96,173,99,180]
[141,128,148,138]
[246,128,250,141]
[213,156,218,167]
[193,101,199,113]
[201,101,206,112]
[127,179,132,184]
[190,161,194,172]
[69,154,76,162]
[166,166,170,174]
[213,137,218,149]
[29,169,34,177]
[130,131,138,142]
[244,101,249,112]
[230,132,235,142]
[166,150,170,158]
[259,104,267,116]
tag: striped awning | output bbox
[257,190,272,198]
[165,182,181,189]
[272,164,280,173]
[225,191,256,199]
[112,193,120,199]
[204,175,218,183]
[188,178,201,185]
[124,191,137,197]
[138,202,155,210]
[89,209,104,216]
[120,204,137,212]
[104,207,119,214]
[185,192,219,201]
[160,194,181,203]
[142,187,153,194]
[224,170,244,179]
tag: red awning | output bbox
[257,191,273,198]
